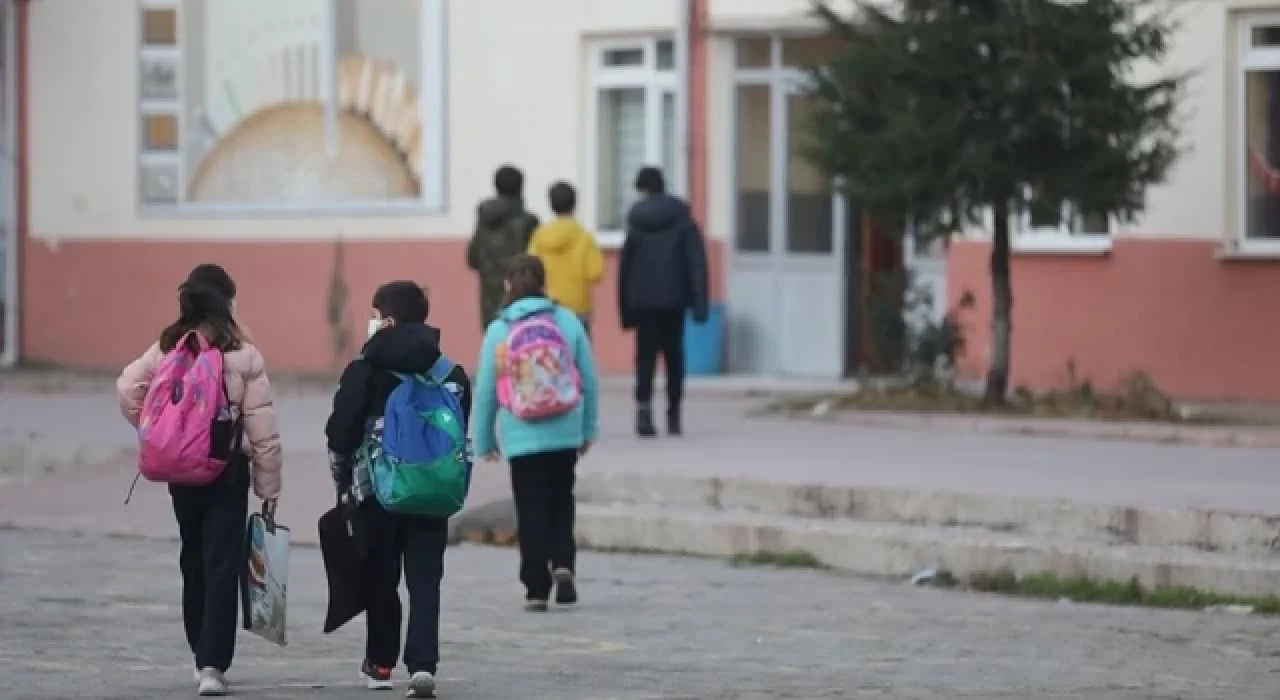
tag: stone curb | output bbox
[576,472,1280,555]
[574,504,1280,598]
[448,498,517,546]
[766,409,1280,449]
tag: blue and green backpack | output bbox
[363,356,470,517]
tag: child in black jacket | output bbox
[325,281,471,698]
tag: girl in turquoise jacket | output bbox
[472,254,599,610]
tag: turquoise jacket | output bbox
[471,296,599,459]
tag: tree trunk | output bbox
[984,200,1012,405]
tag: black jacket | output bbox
[618,193,710,328]
[325,323,472,493]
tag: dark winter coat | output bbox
[325,323,472,502]
[467,196,540,329]
[617,193,710,328]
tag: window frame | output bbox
[586,36,682,247]
[1013,196,1113,255]
[1236,13,1280,255]
[134,0,448,218]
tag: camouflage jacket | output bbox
[466,196,539,328]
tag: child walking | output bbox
[326,281,471,697]
[472,254,599,610]
[526,181,604,337]
[116,264,282,697]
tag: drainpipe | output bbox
[1,0,18,369]
[676,0,692,199]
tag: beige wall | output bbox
[28,0,679,242]
[31,0,1248,247]
[708,0,815,29]
[703,0,1260,243]
[1130,0,1227,240]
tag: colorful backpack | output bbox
[365,356,471,517]
[136,331,238,486]
[497,310,581,420]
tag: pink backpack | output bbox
[497,312,582,420]
[136,331,236,485]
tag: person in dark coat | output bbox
[617,167,709,437]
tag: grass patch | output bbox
[967,570,1280,614]
[729,549,829,570]
[587,545,712,560]
[762,368,1257,426]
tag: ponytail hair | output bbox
[501,254,547,307]
[159,264,244,354]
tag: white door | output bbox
[726,81,775,374]
[727,45,845,378]
[774,86,844,377]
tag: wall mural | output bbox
[137,0,439,208]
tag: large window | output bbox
[136,0,446,213]
[1241,19,1280,242]
[1020,195,1110,238]
[591,38,681,234]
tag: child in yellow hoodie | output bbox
[527,182,605,336]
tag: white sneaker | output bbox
[406,671,436,698]
[197,668,228,696]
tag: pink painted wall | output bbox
[949,238,1280,401]
[21,239,724,376]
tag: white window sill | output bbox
[597,230,625,250]
[138,200,446,219]
[1218,240,1280,260]
[1012,234,1112,256]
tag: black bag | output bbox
[319,497,369,634]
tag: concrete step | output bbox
[574,503,1280,597]
[576,472,1280,556]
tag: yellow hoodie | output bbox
[527,216,604,315]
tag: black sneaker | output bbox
[554,568,578,605]
[361,660,394,691]
[524,598,549,612]
[667,408,682,436]
[636,408,657,438]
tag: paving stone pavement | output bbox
[2,529,1279,700]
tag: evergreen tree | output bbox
[803,0,1186,402]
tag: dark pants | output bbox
[170,454,250,673]
[509,450,578,600]
[363,502,449,675]
[634,309,686,409]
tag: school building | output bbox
[1,0,1279,400]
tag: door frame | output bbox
[0,0,16,368]
[727,33,847,377]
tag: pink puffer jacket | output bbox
[116,341,283,500]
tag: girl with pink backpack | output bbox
[116,264,283,697]
[472,255,600,612]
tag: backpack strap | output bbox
[388,357,454,386]
[426,356,455,385]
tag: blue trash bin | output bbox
[684,303,726,377]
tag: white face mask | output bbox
[367,319,383,339]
